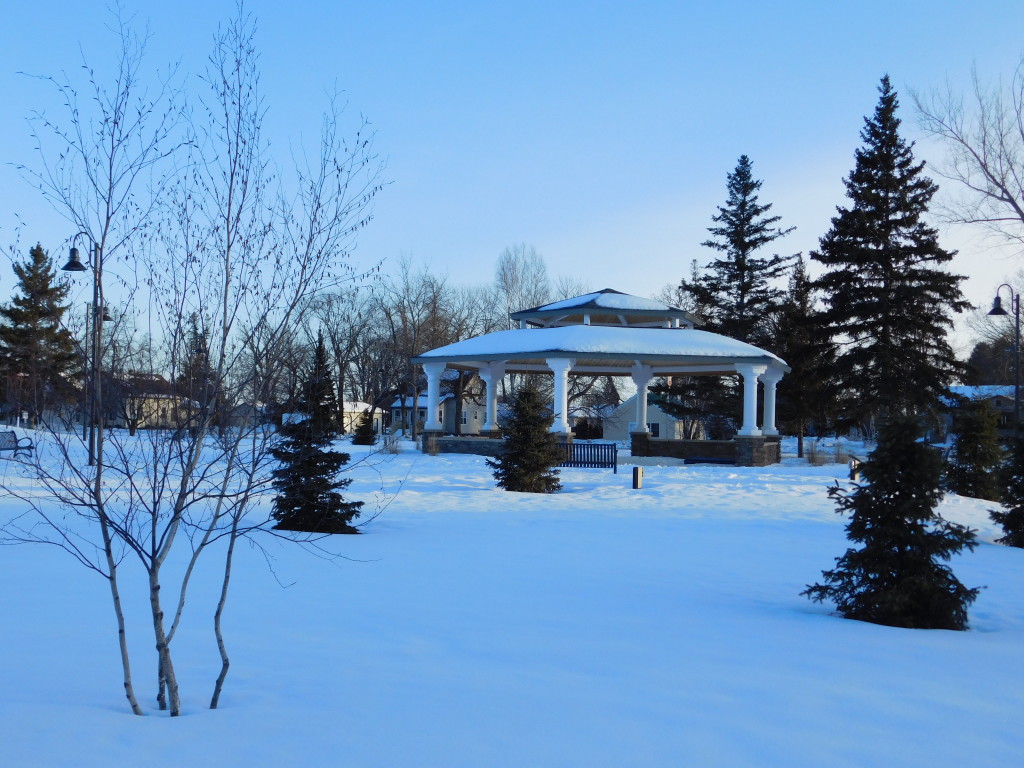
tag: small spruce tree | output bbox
[803,416,979,630]
[946,398,1003,501]
[991,439,1024,548]
[351,408,377,445]
[0,243,79,423]
[271,333,361,533]
[487,384,563,493]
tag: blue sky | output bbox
[2,1,1023,347]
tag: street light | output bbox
[988,284,1020,435]
[62,233,111,466]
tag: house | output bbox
[390,394,486,435]
[945,385,1016,439]
[106,373,197,431]
[601,394,688,442]
[340,401,384,433]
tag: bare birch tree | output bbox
[914,62,1024,249]
[1,6,382,716]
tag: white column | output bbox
[479,362,505,431]
[546,358,574,434]
[631,364,653,433]
[759,368,784,437]
[735,363,767,436]
[422,361,446,431]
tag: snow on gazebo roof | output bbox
[510,288,699,329]
[412,325,788,376]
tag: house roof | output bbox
[391,394,454,409]
[510,288,699,329]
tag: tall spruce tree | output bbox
[803,416,979,630]
[771,256,837,457]
[487,384,563,493]
[946,397,1002,501]
[991,439,1024,548]
[271,332,361,533]
[689,154,794,347]
[812,77,969,431]
[0,243,78,424]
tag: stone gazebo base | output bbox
[630,432,780,467]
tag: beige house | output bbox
[340,401,384,434]
[601,394,686,442]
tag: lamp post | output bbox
[988,284,1020,435]
[62,234,110,466]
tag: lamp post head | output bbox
[62,247,88,273]
[989,294,1010,316]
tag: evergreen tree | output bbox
[689,154,794,347]
[812,77,969,431]
[298,333,338,437]
[271,332,361,533]
[351,408,377,445]
[991,439,1024,548]
[487,384,563,493]
[652,261,728,437]
[176,314,220,428]
[771,256,838,456]
[803,416,979,630]
[0,243,79,424]
[946,397,1002,501]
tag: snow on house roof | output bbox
[413,325,785,369]
[945,385,1016,403]
[341,401,373,412]
[391,394,454,409]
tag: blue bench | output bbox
[557,441,617,473]
[0,430,33,458]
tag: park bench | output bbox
[0,430,33,458]
[557,441,617,473]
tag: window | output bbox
[461,410,468,425]
[647,422,660,438]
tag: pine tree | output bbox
[991,439,1024,548]
[690,154,794,347]
[0,243,79,424]
[771,256,837,456]
[946,398,1002,501]
[298,333,338,436]
[351,408,377,445]
[271,332,361,533]
[803,416,979,630]
[812,77,969,431]
[176,314,220,428]
[487,384,563,493]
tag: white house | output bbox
[601,394,686,442]
[340,401,383,434]
[390,394,486,435]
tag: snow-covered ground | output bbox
[1,434,1021,767]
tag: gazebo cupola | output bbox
[511,288,700,329]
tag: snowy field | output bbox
[1,434,1022,767]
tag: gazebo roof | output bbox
[412,325,788,376]
[510,288,699,329]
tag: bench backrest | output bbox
[556,441,617,469]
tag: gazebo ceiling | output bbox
[411,325,789,376]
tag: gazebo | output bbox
[411,289,790,466]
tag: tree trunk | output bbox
[210,514,240,709]
[148,568,180,716]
